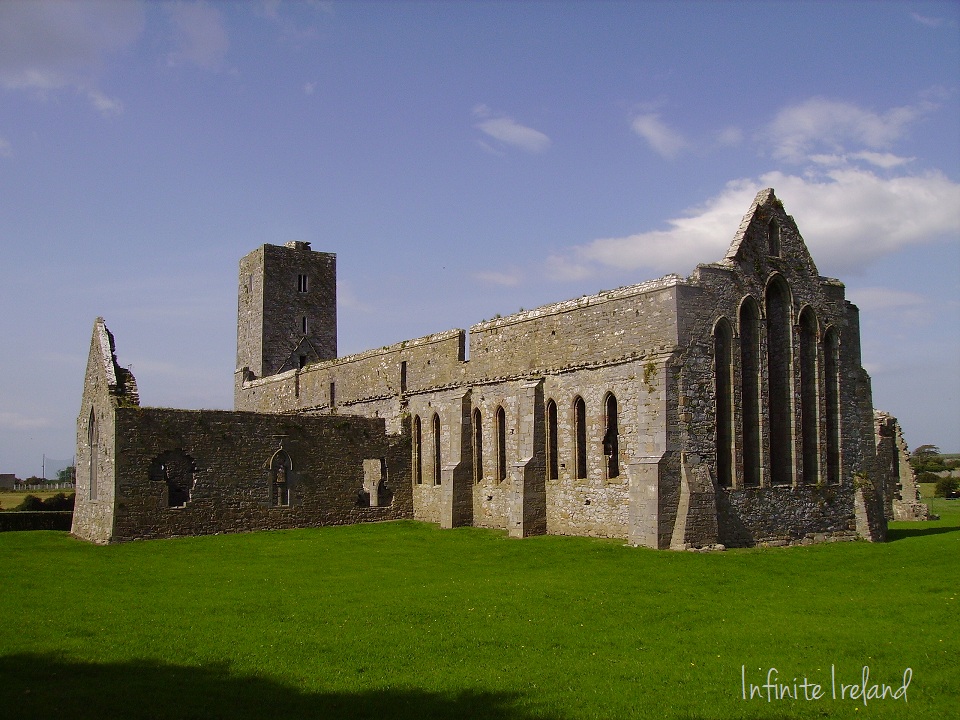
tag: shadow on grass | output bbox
[886,524,960,541]
[1,653,555,720]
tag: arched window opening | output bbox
[495,406,507,482]
[472,408,483,483]
[740,298,761,487]
[573,396,587,480]
[603,393,620,479]
[824,328,841,484]
[766,276,794,486]
[270,450,291,507]
[713,318,734,487]
[87,408,99,501]
[412,415,422,485]
[432,413,442,485]
[546,399,559,481]
[799,307,820,485]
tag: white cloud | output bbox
[716,126,743,148]
[852,151,916,169]
[547,168,960,280]
[474,270,523,287]
[166,1,229,71]
[846,287,925,311]
[0,135,10,157]
[0,412,52,431]
[337,279,374,313]
[87,88,124,116]
[910,12,956,29]
[810,152,915,169]
[473,106,551,154]
[631,113,688,159]
[0,0,144,114]
[763,98,930,162]
[303,81,317,96]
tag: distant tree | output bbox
[910,445,946,473]
[934,477,959,498]
[15,495,45,511]
[57,466,76,484]
[11,493,74,511]
[913,444,941,460]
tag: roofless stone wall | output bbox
[108,408,411,542]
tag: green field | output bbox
[0,490,70,510]
[1,501,957,720]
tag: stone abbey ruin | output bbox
[72,189,929,547]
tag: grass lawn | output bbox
[1,502,957,720]
[0,490,72,510]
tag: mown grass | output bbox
[1,503,957,720]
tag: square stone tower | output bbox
[236,242,337,379]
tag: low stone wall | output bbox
[716,485,858,547]
[95,408,414,543]
[0,512,73,532]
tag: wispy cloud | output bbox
[715,126,744,148]
[87,88,124,116]
[631,113,689,159]
[0,412,52,431]
[0,135,11,157]
[0,0,144,115]
[473,105,551,154]
[809,151,915,169]
[165,1,229,71]
[847,287,925,311]
[910,12,957,29]
[474,270,524,287]
[762,97,931,162]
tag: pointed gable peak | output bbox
[85,318,140,408]
[721,187,820,278]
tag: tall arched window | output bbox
[766,275,794,486]
[799,307,820,485]
[472,408,483,483]
[573,396,587,480]
[546,399,559,481]
[603,393,620,479]
[495,406,507,482]
[713,318,734,487]
[824,328,841,484]
[87,408,98,501]
[412,415,422,485]
[739,298,761,487]
[432,413,442,485]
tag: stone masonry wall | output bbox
[716,484,858,547]
[109,408,411,542]
[237,243,337,378]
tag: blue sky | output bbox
[1,1,958,479]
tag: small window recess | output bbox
[301,316,309,335]
[768,219,781,257]
[297,274,309,293]
[329,382,336,407]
